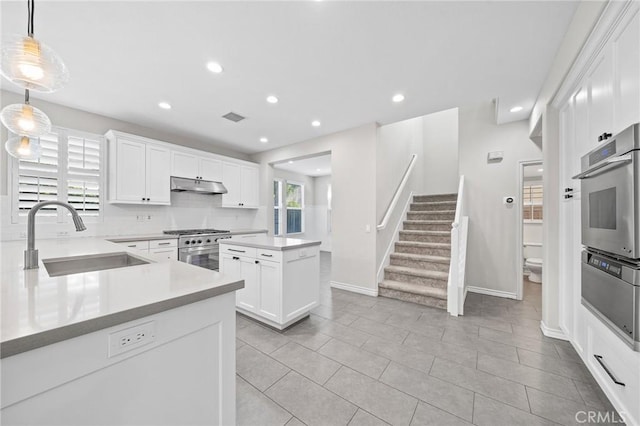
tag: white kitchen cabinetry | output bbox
[221,162,259,208]
[114,238,177,262]
[171,151,222,182]
[107,131,171,205]
[556,3,640,425]
[220,239,319,329]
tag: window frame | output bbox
[273,179,283,236]
[285,180,305,235]
[9,126,107,225]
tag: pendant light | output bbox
[0,90,51,137]
[1,0,68,161]
[0,1,69,92]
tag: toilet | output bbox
[524,244,543,283]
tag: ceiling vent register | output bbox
[222,112,245,123]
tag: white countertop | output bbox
[219,235,321,251]
[0,237,243,358]
[105,229,267,243]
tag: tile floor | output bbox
[236,253,618,426]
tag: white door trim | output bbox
[517,159,543,301]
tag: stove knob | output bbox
[191,240,197,244]
[206,239,211,243]
[185,240,190,245]
[198,239,202,244]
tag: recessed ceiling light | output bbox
[316,168,321,171]
[260,137,268,143]
[311,120,321,127]
[158,102,171,110]
[266,95,279,104]
[510,106,523,113]
[288,160,294,164]
[538,168,544,172]
[392,94,405,103]
[206,62,223,74]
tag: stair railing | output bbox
[377,154,418,231]
[447,175,469,316]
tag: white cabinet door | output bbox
[145,145,171,204]
[222,254,259,312]
[149,248,177,261]
[171,151,199,179]
[115,138,146,202]
[587,48,614,146]
[200,158,222,182]
[613,7,640,134]
[241,166,259,208]
[221,162,242,207]
[258,260,280,321]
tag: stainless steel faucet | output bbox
[24,201,87,270]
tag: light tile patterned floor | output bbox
[236,253,617,426]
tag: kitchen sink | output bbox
[42,252,151,277]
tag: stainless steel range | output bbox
[163,229,232,271]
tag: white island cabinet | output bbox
[220,236,321,329]
[0,238,242,426]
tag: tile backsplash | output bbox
[0,193,264,241]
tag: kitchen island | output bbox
[0,237,242,426]
[219,235,321,330]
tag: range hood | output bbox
[170,176,228,194]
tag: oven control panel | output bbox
[588,253,623,279]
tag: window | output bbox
[286,182,304,234]
[274,180,282,236]
[523,184,543,221]
[11,128,105,223]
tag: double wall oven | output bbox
[574,123,640,351]
[163,229,231,271]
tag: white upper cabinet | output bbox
[221,162,259,208]
[171,151,222,181]
[107,131,171,205]
[587,48,614,147]
[613,7,640,134]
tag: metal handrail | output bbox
[377,154,417,231]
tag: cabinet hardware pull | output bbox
[564,194,573,199]
[255,260,259,264]
[232,256,240,260]
[261,254,273,257]
[229,249,246,253]
[564,187,573,193]
[594,355,625,386]
[158,242,171,245]
[127,245,136,247]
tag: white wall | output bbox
[375,117,424,271]
[459,100,542,296]
[423,108,459,195]
[251,124,378,294]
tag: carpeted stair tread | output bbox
[379,280,447,300]
[403,220,452,225]
[390,252,450,264]
[395,241,451,249]
[384,265,449,281]
[399,230,450,236]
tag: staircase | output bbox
[379,193,457,310]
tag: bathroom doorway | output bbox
[517,160,543,300]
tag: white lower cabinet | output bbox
[114,239,177,262]
[220,243,319,329]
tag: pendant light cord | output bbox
[27,0,34,37]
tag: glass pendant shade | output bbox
[0,103,51,137]
[5,135,41,160]
[1,35,69,93]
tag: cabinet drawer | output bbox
[283,246,319,263]
[256,249,282,263]
[117,240,149,250]
[149,239,177,249]
[149,248,177,261]
[220,245,256,258]
[586,314,640,425]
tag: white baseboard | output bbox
[330,281,378,297]
[466,286,517,299]
[540,321,569,341]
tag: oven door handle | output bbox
[180,246,218,255]
[572,154,632,179]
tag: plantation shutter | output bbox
[16,133,60,217]
[67,135,101,216]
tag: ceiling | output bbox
[273,154,332,177]
[0,1,578,154]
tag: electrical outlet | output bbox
[108,321,156,357]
